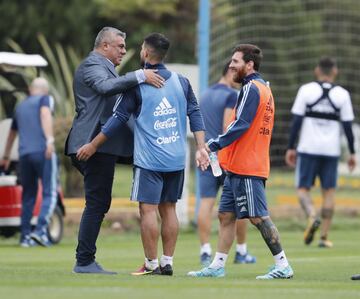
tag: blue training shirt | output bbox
[199,83,237,142]
[134,72,187,171]
[11,95,50,157]
[102,63,205,171]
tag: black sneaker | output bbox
[351,274,360,280]
[131,264,161,276]
[304,218,321,245]
[160,264,173,276]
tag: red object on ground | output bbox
[0,184,42,218]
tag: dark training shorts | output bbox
[130,166,184,205]
[295,153,338,189]
[219,174,269,219]
[198,167,226,198]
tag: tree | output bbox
[94,0,198,71]
[0,0,98,56]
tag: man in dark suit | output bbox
[65,27,164,274]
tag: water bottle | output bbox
[209,152,222,177]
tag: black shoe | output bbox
[351,274,360,280]
[160,264,173,276]
[304,218,321,245]
[131,264,161,276]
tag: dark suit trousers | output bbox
[71,153,117,266]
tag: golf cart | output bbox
[0,52,65,244]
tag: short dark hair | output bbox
[232,44,262,71]
[318,56,337,75]
[143,33,170,61]
[222,60,232,76]
[94,27,126,49]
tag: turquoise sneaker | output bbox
[256,265,294,280]
[187,266,225,277]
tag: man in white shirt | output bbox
[285,57,356,248]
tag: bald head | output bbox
[29,77,49,95]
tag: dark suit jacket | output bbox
[65,51,137,157]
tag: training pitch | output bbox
[1,219,360,299]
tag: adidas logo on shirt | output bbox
[154,97,176,116]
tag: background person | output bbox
[65,27,165,275]
[285,57,356,248]
[1,77,57,247]
[76,32,209,276]
[197,61,256,266]
[188,44,293,279]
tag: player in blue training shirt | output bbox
[1,78,58,247]
[76,33,209,276]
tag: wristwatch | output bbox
[46,136,55,145]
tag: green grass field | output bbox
[3,166,360,298]
[1,221,360,299]
[111,165,360,200]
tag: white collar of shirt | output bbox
[106,58,115,68]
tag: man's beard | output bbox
[140,53,145,67]
[233,66,247,83]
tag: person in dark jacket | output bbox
[65,27,164,274]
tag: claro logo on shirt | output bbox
[156,131,180,145]
[154,97,176,116]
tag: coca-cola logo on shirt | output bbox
[154,117,177,130]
